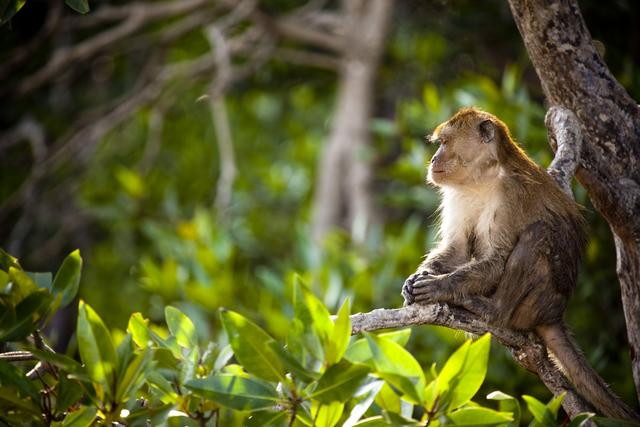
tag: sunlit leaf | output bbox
[311,401,344,427]
[52,250,82,307]
[127,313,151,348]
[61,405,97,427]
[487,390,521,426]
[115,347,153,403]
[446,407,513,425]
[311,360,370,403]
[365,332,425,405]
[325,297,351,365]
[186,374,279,410]
[165,306,197,348]
[343,380,384,427]
[246,410,288,426]
[523,395,556,427]
[345,329,412,366]
[447,334,491,409]
[567,413,595,427]
[220,309,286,382]
[77,300,117,400]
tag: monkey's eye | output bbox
[428,136,442,145]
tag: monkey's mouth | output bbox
[431,168,446,174]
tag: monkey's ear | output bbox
[478,119,495,144]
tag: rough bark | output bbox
[508,0,640,403]
[311,0,393,243]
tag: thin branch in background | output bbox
[205,25,237,217]
[139,107,166,175]
[14,0,213,96]
[0,0,64,81]
[275,47,339,70]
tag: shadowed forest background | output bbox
[1,0,640,424]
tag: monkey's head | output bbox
[427,108,510,187]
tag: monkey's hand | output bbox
[402,271,450,305]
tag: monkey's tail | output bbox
[536,323,640,421]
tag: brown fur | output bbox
[402,108,638,420]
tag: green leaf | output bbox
[165,306,197,348]
[311,360,370,403]
[0,289,52,342]
[351,416,388,426]
[55,375,84,414]
[220,309,286,382]
[0,386,40,414]
[115,347,153,403]
[52,250,82,308]
[311,401,344,427]
[61,405,97,427]
[7,266,38,303]
[27,272,52,290]
[185,374,279,410]
[65,0,89,14]
[0,360,39,401]
[127,312,151,348]
[446,407,513,425]
[77,300,117,401]
[345,329,411,366]
[546,392,565,419]
[365,332,425,405]
[567,413,595,427]
[375,382,401,413]
[27,348,82,372]
[447,334,491,409]
[0,248,20,271]
[523,395,556,427]
[487,391,521,426]
[0,0,25,27]
[292,276,332,361]
[246,410,288,426]
[267,341,319,383]
[146,371,178,403]
[179,346,199,384]
[325,297,351,365]
[343,380,384,427]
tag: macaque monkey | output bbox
[402,108,638,421]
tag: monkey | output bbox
[401,107,639,421]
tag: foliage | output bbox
[1,251,629,426]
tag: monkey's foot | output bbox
[402,272,449,305]
[402,271,436,305]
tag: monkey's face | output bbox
[427,114,499,187]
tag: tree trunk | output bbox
[311,0,393,243]
[508,0,640,403]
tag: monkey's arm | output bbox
[419,243,468,275]
[407,253,508,305]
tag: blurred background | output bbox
[1,0,639,410]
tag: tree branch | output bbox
[349,304,593,418]
[545,107,582,198]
